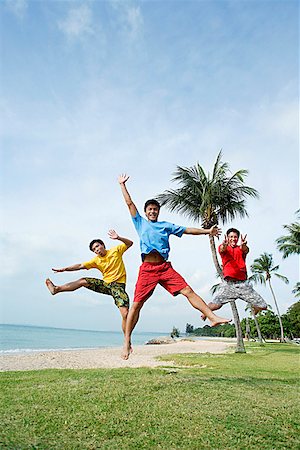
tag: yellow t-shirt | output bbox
[83,244,128,283]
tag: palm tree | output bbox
[276,211,300,298]
[157,151,259,353]
[250,253,289,342]
[276,210,300,258]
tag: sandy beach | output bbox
[0,339,235,372]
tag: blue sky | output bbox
[1,0,299,334]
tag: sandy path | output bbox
[0,339,235,372]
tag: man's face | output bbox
[145,204,160,222]
[227,232,239,247]
[91,242,106,256]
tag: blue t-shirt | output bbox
[132,211,186,260]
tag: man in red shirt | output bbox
[202,228,267,319]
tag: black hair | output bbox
[144,199,161,212]
[89,239,105,251]
[226,228,240,237]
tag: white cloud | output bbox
[58,4,94,38]
[110,1,143,40]
[126,6,143,39]
[4,0,27,19]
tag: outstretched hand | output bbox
[108,229,118,240]
[52,268,65,273]
[118,174,129,184]
[209,224,221,238]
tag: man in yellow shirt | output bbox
[45,230,133,336]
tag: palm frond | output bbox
[210,282,221,294]
[251,253,273,273]
[292,282,300,298]
[158,152,260,228]
[249,273,266,285]
[276,219,300,258]
[270,265,280,273]
[274,273,289,284]
[250,252,288,285]
[212,150,223,179]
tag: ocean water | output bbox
[0,324,168,354]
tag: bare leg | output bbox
[180,286,231,327]
[122,302,144,360]
[119,307,128,335]
[201,302,222,321]
[45,278,88,295]
[118,306,133,354]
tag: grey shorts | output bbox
[84,278,130,308]
[213,279,267,309]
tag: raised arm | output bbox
[52,263,86,273]
[108,229,133,248]
[118,174,138,218]
[184,224,221,238]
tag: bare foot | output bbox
[45,278,57,295]
[121,342,131,360]
[209,316,231,327]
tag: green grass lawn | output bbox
[1,343,299,449]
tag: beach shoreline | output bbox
[0,338,235,372]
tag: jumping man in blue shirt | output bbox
[118,174,230,360]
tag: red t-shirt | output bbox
[219,244,247,280]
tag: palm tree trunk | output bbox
[231,301,246,352]
[245,317,250,340]
[268,279,285,342]
[250,306,264,343]
[209,236,223,278]
[209,236,246,353]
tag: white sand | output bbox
[0,339,235,372]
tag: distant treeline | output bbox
[186,301,300,340]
